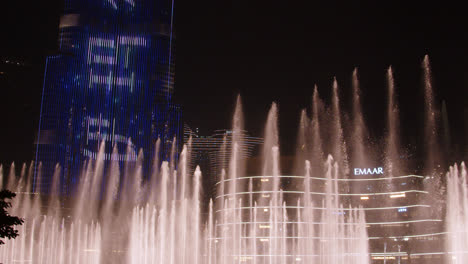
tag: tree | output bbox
[0,190,24,245]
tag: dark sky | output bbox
[1,1,468,164]
[176,1,468,154]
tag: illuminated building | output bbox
[214,166,444,263]
[35,0,180,194]
[341,171,444,264]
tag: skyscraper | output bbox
[35,0,180,194]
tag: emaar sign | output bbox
[353,167,384,176]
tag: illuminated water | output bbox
[0,100,370,263]
[3,55,466,263]
[446,163,468,263]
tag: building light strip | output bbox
[410,251,468,256]
[211,232,457,241]
[215,189,427,199]
[364,219,443,225]
[371,252,408,256]
[215,219,443,226]
[214,204,431,213]
[91,74,133,86]
[208,254,369,257]
[390,193,406,198]
[369,231,448,240]
[410,252,447,256]
[215,175,425,185]
[212,236,369,240]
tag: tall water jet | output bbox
[446,162,468,263]
[6,162,16,190]
[422,55,440,174]
[16,163,27,194]
[261,102,281,214]
[12,163,30,217]
[100,145,120,259]
[193,166,202,264]
[73,159,93,219]
[228,95,245,198]
[207,199,214,264]
[47,164,61,217]
[311,85,324,174]
[302,160,315,263]
[330,78,349,175]
[132,150,144,203]
[88,141,106,217]
[178,145,189,201]
[224,96,246,260]
[350,68,369,169]
[419,56,445,233]
[294,109,310,175]
[385,66,400,178]
[148,138,161,201]
[177,148,189,264]
[169,137,177,172]
[214,134,228,215]
[262,102,280,176]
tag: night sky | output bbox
[1,1,468,165]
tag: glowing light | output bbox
[360,196,369,200]
[119,36,147,47]
[88,116,110,127]
[93,55,115,65]
[354,167,384,175]
[84,148,136,161]
[91,75,133,87]
[89,37,115,48]
[84,249,100,252]
[372,256,396,260]
[390,193,406,199]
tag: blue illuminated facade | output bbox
[35,0,180,194]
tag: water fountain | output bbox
[446,163,468,263]
[0,98,370,263]
[2,55,466,263]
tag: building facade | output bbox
[183,125,263,198]
[213,157,445,263]
[214,173,445,263]
[35,0,180,194]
